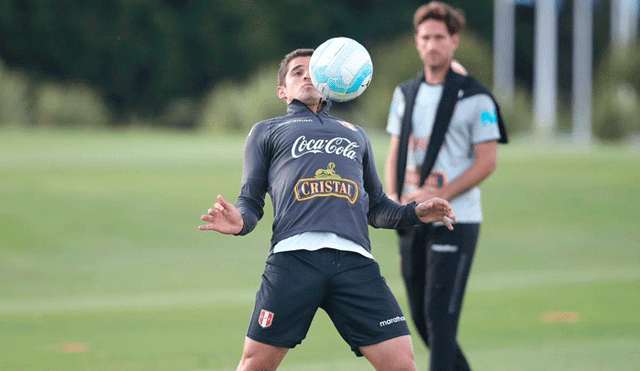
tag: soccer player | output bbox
[384,2,507,371]
[199,48,458,371]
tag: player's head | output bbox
[413,2,465,70]
[278,49,314,87]
[277,49,324,108]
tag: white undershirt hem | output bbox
[272,232,375,260]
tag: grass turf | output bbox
[1,129,638,370]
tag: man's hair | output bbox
[278,48,314,87]
[413,2,466,35]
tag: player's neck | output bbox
[306,98,326,114]
[423,62,451,85]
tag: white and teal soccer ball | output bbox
[309,37,373,102]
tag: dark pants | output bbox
[399,223,479,371]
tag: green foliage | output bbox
[36,81,111,127]
[0,58,29,126]
[198,64,284,133]
[0,0,425,122]
[593,42,640,141]
[499,84,534,136]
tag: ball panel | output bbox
[309,37,373,102]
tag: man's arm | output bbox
[384,135,400,203]
[402,140,497,204]
[362,129,456,230]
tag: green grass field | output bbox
[1,129,639,371]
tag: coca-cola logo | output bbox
[291,136,359,160]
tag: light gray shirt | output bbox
[386,82,501,223]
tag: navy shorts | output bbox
[246,248,410,356]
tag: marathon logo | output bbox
[380,316,406,327]
[294,162,358,204]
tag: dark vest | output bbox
[395,69,508,199]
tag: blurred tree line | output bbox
[0,0,429,126]
[0,0,636,139]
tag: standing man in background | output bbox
[384,2,508,370]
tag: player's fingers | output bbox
[443,218,454,231]
[449,211,458,224]
[201,214,217,223]
[217,194,232,208]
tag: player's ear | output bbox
[276,85,287,101]
[452,33,460,51]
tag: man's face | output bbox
[277,56,324,106]
[415,19,459,70]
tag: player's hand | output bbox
[199,194,244,235]
[414,197,457,230]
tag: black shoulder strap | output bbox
[396,69,467,197]
[396,74,423,199]
[462,75,509,144]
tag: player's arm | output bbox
[200,123,270,236]
[402,140,496,204]
[384,135,400,203]
[437,140,497,201]
[362,129,456,230]
[384,86,406,203]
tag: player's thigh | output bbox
[324,253,410,353]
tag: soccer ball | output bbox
[309,37,373,102]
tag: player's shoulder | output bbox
[246,114,288,139]
[325,113,369,139]
[459,75,493,100]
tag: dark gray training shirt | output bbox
[235,100,421,253]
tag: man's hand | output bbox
[414,197,457,230]
[199,194,244,235]
[402,171,448,204]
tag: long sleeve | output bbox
[235,122,271,235]
[359,127,422,229]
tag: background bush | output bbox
[197,30,535,138]
[593,42,640,141]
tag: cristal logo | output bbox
[291,136,359,160]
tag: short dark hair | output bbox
[278,48,314,86]
[413,2,466,35]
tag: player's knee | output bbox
[236,339,287,371]
[363,336,417,371]
[372,352,416,371]
[391,351,417,371]
[237,355,279,371]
